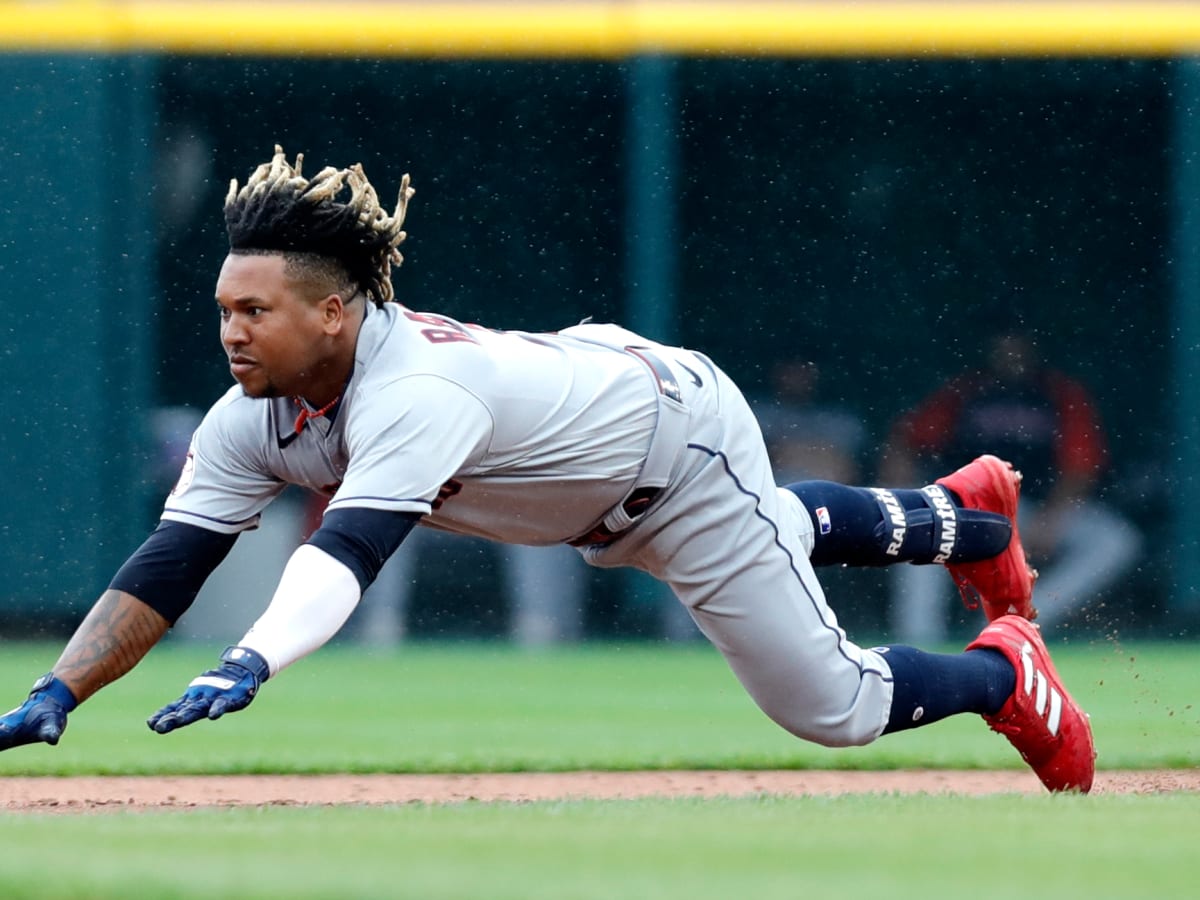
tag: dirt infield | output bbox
[3,769,1198,812]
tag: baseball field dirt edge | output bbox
[3,770,1197,812]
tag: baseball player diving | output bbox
[0,146,1095,791]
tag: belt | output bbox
[623,346,683,403]
[567,346,683,547]
[567,486,661,547]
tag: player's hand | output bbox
[147,646,270,734]
[0,673,78,751]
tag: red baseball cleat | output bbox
[967,615,1095,793]
[937,454,1038,621]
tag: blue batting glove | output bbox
[147,646,270,735]
[0,673,78,751]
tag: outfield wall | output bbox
[2,2,1200,57]
[0,2,1193,632]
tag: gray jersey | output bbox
[167,301,896,750]
[163,304,661,545]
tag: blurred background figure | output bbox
[148,406,204,503]
[878,328,1143,642]
[753,359,870,485]
[752,359,878,629]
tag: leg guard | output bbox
[870,485,1012,565]
[785,481,1011,568]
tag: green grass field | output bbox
[0,637,1194,775]
[0,638,1197,898]
[1,794,1196,899]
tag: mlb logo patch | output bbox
[816,506,832,535]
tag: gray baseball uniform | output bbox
[166,301,895,747]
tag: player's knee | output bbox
[764,706,882,748]
[742,658,890,748]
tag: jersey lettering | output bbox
[421,328,477,344]
[405,311,480,345]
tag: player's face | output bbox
[215,253,342,401]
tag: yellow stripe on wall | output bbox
[2,1,1200,57]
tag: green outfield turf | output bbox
[0,637,1195,775]
[0,794,1196,899]
[0,639,1196,899]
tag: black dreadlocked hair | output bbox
[223,145,415,306]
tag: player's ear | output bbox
[319,292,346,334]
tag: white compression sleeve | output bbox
[238,544,362,676]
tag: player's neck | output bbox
[297,358,352,410]
[296,315,362,409]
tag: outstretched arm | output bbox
[145,543,359,734]
[148,507,420,734]
[0,522,238,752]
[0,590,170,751]
[54,590,171,703]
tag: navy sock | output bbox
[878,645,1016,734]
[786,481,930,566]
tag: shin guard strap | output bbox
[868,488,908,561]
[922,484,959,563]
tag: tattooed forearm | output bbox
[51,590,170,703]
